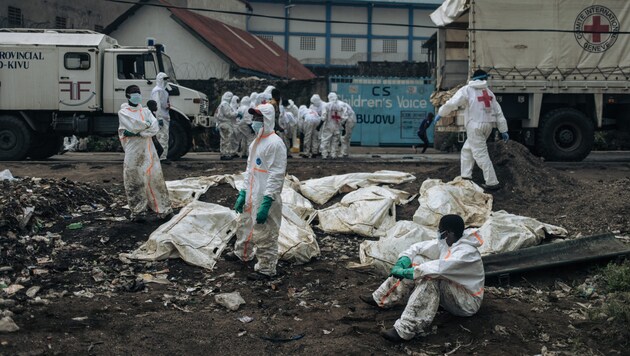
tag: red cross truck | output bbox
[427,0,630,161]
[0,29,211,161]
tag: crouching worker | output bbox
[118,85,173,222]
[231,103,287,280]
[360,214,484,342]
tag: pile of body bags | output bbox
[121,172,567,274]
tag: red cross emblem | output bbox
[331,111,342,122]
[584,16,609,43]
[477,89,493,108]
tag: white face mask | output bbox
[251,121,264,134]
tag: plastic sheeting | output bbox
[166,175,232,208]
[121,201,238,270]
[413,177,492,228]
[317,186,414,238]
[278,206,320,264]
[430,0,468,26]
[476,210,568,255]
[300,170,416,205]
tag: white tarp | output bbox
[121,201,238,270]
[413,177,492,228]
[430,0,469,26]
[166,175,232,208]
[356,220,436,275]
[300,170,416,205]
[317,186,413,238]
[476,210,568,255]
[278,206,320,264]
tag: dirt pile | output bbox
[0,176,113,234]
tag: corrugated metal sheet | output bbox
[164,1,315,80]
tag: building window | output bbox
[8,6,22,26]
[94,24,103,33]
[300,36,316,51]
[341,38,356,52]
[64,53,91,70]
[383,39,397,53]
[257,34,273,42]
[55,16,67,29]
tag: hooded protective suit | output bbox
[234,103,287,276]
[235,96,256,157]
[151,72,171,160]
[216,91,238,157]
[437,79,508,186]
[118,103,172,218]
[319,92,345,159]
[298,105,322,157]
[371,230,484,340]
[308,94,326,155]
[339,101,356,157]
[250,92,259,107]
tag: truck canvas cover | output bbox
[471,0,630,78]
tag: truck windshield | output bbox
[160,54,178,84]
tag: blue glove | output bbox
[501,132,509,142]
[123,129,139,137]
[234,190,246,213]
[256,195,274,224]
[434,115,441,123]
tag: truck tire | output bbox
[0,115,33,161]
[536,108,594,161]
[167,117,191,160]
[28,135,63,160]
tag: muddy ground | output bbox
[1,142,629,355]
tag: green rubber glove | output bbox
[400,267,415,280]
[256,195,274,224]
[123,129,139,137]
[390,266,403,278]
[394,256,412,269]
[234,190,246,213]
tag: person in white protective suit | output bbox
[435,69,509,190]
[319,92,345,159]
[360,214,484,342]
[118,85,173,222]
[308,94,326,157]
[231,103,287,280]
[339,101,356,157]
[278,102,297,157]
[216,91,239,160]
[150,72,171,160]
[230,95,240,112]
[298,105,322,158]
[235,96,256,158]
[282,99,299,154]
[250,92,259,107]
[229,95,240,154]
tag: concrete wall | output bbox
[109,7,231,80]
[0,0,131,31]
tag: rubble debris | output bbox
[215,292,245,311]
[0,316,19,333]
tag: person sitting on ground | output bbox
[360,214,484,342]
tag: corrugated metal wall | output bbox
[330,76,435,146]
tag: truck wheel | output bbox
[28,135,63,160]
[167,118,191,160]
[0,116,33,161]
[536,108,594,161]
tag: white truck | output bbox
[429,0,630,161]
[0,29,211,160]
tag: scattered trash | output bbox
[72,316,88,321]
[322,329,334,335]
[67,222,83,230]
[238,316,254,323]
[25,286,41,298]
[4,284,24,295]
[0,316,19,333]
[237,330,247,337]
[0,169,16,181]
[260,333,305,343]
[214,292,246,311]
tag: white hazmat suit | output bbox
[118,103,172,218]
[339,101,356,157]
[437,79,508,186]
[319,92,345,159]
[216,92,238,158]
[235,96,256,158]
[371,230,484,340]
[298,105,321,158]
[308,94,326,155]
[151,72,171,160]
[234,103,287,276]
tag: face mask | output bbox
[437,230,447,240]
[129,93,142,105]
[251,121,264,134]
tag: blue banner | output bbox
[330,77,435,146]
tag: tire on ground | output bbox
[536,108,594,161]
[28,135,63,160]
[167,116,191,160]
[0,115,33,161]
